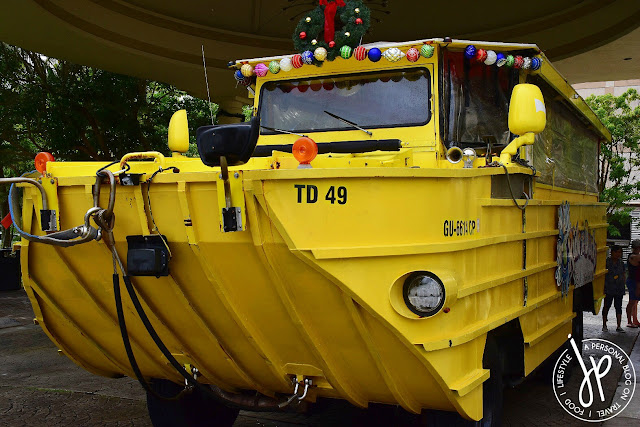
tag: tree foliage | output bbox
[0,43,217,247]
[586,89,640,236]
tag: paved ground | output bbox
[1,289,638,426]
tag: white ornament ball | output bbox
[484,50,497,65]
[383,47,405,62]
[314,47,328,61]
[305,16,311,23]
[311,39,317,45]
[345,32,351,37]
[279,57,293,72]
[355,8,360,13]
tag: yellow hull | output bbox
[19,157,606,421]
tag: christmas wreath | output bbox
[292,0,371,61]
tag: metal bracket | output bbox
[216,156,246,233]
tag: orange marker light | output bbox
[35,152,55,174]
[292,137,318,165]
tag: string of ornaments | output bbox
[463,45,542,70]
[234,7,542,87]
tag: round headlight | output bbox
[403,272,445,317]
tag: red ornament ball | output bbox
[355,18,363,25]
[475,49,488,62]
[299,32,307,40]
[292,54,303,69]
[329,41,336,48]
[354,45,367,61]
[406,48,419,62]
[513,55,524,69]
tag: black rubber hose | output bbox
[113,273,187,401]
[119,273,289,411]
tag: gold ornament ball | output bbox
[311,39,317,45]
[345,32,350,37]
[305,16,311,23]
[240,63,254,77]
[314,47,327,61]
[355,8,360,13]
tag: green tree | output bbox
[586,89,640,236]
[0,43,216,247]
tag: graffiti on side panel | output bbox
[556,202,597,296]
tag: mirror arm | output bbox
[500,132,535,165]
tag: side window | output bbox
[528,75,599,193]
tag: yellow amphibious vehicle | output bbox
[5,37,609,425]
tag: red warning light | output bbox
[35,152,55,174]
[292,137,318,165]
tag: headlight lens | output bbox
[403,272,445,317]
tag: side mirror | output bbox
[508,84,546,135]
[196,116,260,167]
[168,110,189,154]
[500,84,546,164]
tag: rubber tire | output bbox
[146,379,239,427]
[478,337,504,427]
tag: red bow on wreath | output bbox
[319,0,346,44]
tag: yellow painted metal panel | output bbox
[16,40,610,422]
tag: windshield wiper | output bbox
[261,126,307,138]
[323,111,372,136]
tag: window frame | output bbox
[257,67,432,135]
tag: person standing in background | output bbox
[603,245,626,332]
[626,240,640,328]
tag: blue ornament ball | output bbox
[301,50,314,65]
[495,53,507,67]
[234,70,244,81]
[464,45,477,59]
[368,47,382,62]
[530,57,542,70]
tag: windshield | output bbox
[259,68,431,134]
[440,50,519,147]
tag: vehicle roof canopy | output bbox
[235,38,611,143]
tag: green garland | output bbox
[292,1,370,61]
